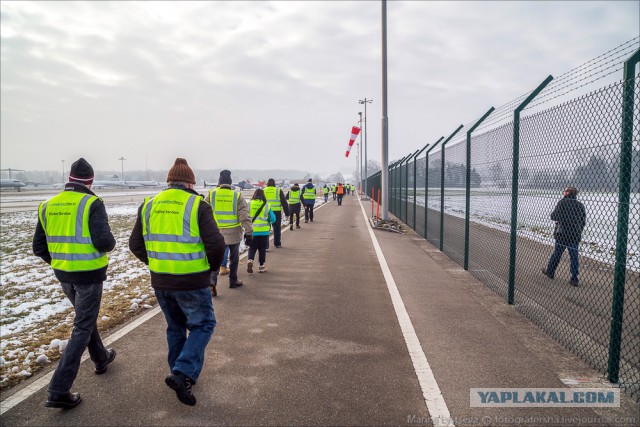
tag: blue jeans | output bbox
[49,282,109,394]
[211,243,240,285]
[546,240,580,281]
[154,287,216,383]
[324,194,328,202]
[221,245,229,268]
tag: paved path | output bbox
[1,194,637,426]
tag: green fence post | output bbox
[398,154,410,215]
[392,157,406,215]
[405,149,420,224]
[440,125,464,251]
[413,142,432,230]
[392,159,399,214]
[507,75,553,305]
[608,48,639,384]
[423,137,444,240]
[464,107,495,270]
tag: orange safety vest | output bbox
[337,184,344,195]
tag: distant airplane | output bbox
[0,178,27,191]
[92,180,161,189]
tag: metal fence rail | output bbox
[364,40,640,401]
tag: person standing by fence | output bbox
[541,186,586,287]
[34,158,117,409]
[287,183,302,230]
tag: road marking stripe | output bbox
[357,199,454,426]
[0,198,330,414]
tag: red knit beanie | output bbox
[166,158,196,184]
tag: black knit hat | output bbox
[166,158,196,184]
[218,170,232,185]
[69,158,94,185]
[308,178,313,183]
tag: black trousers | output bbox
[304,203,314,221]
[248,235,269,265]
[273,211,282,246]
[337,194,344,205]
[289,204,301,226]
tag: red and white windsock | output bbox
[345,126,361,157]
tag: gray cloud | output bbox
[1,1,638,177]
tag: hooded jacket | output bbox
[302,182,317,205]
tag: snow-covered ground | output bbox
[407,188,639,271]
[0,194,325,390]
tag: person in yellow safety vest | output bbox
[246,188,276,274]
[302,178,317,222]
[323,184,330,203]
[33,158,117,409]
[204,169,253,293]
[336,182,345,206]
[331,183,337,200]
[351,184,356,196]
[286,183,302,230]
[129,158,225,406]
[264,178,289,248]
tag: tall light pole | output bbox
[118,157,126,181]
[359,98,372,198]
[358,111,363,191]
[61,160,65,182]
[381,0,389,220]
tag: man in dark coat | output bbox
[33,158,117,409]
[541,186,586,286]
[129,158,225,405]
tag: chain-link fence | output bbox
[365,39,640,401]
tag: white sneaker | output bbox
[258,264,267,273]
[247,260,253,274]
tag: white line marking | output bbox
[357,199,454,426]
[0,198,331,414]
[0,307,162,415]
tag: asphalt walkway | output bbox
[1,194,637,426]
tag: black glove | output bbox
[244,234,253,246]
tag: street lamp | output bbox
[358,98,372,198]
[118,157,126,181]
[358,111,363,191]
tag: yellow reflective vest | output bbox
[209,188,241,228]
[141,188,209,275]
[38,191,108,272]
[264,186,282,212]
[303,186,316,200]
[289,190,301,205]
[250,199,271,233]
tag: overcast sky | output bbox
[1,1,638,178]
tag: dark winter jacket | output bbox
[128,185,226,291]
[33,183,116,285]
[301,182,316,205]
[551,194,586,243]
